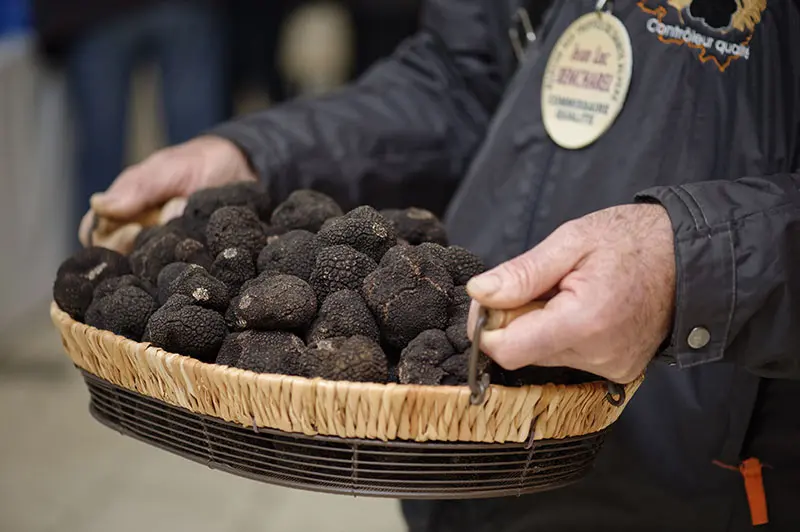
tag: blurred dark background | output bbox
[0,4,418,529]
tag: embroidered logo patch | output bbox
[637,0,766,71]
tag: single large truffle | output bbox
[143,301,227,361]
[165,215,207,245]
[174,238,213,269]
[302,336,388,383]
[228,274,317,330]
[309,245,377,300]
[306,289,380,344]
[184,181,272,222]
[316,206,397,262]
[165,265,230,312]
[256,229,322,280]
[129,227,183,284]
[210,247,256,297]
[362,265,450,349]
[205,206,267,258]
[53,247,131,320]
[380,207,448,246]
[219,330,305,375]
[270,189,343,232]
[84,286,159,341]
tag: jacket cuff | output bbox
[205,121,284,187]
[635,186,735,369]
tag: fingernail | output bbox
[467,273,501,297]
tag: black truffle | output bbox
[380,207,448,246]
[228,274,317,330]
[316,206,397,262]
[362,263,450,349]
[223,330,306,375]
[307,289,380,344]
[270,189,343,232]
[302,336,388,383]
[445,285,472,352]
[210,247,256,297]
[93,274,157,302]
[165,265,230,312]
[84,286,159,341]
[397,330,455,385]
[156,262,194,305]
[174,238,213,269]
[256,229,322,280]
[309,245,377,300]
[184,181,272,222]
[443,246,486,285]
[165,215,207,244]
[53,247,131,320]
[143,303,227,362]
[129,227,182,284]
[205,206,267,258]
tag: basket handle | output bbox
[87,203,165,252]
[467,301,626,407]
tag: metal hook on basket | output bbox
[468,306,491,405]
[605,381,626,406]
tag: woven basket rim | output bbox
[51,301,644,443]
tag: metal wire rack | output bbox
[82,370,608,499]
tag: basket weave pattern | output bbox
[52,303,643,444]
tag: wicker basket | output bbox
[51,301,644,497]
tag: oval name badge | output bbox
[541,11,633,150]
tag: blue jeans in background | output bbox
[66,0,228,233]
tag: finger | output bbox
[78,210,95,247]
[466,224,587,309]
[159,197,187,224]
[478,296,580,370]
[91,161,186,220]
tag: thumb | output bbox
[465,224,587,309]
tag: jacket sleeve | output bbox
[636,174,800,379]
[208,0,512,214]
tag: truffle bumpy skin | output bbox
[270,189,343,232]
[166,215,207,245]
[302,336,389,383]
[165,265,230,312]
[205,206,267,258]
[228,274,317,330]
[306,289,380,344]
[93,274,157,302]
[184,181,272,222]
[210,247,256,297]
[316,205,398,262]
[380,207,448,246]
[219,330,306,375]
[309,244,378,300]
[53,246,131,321]
[129,227,183,284]
[443,245,486,285]
[143,301,228,362]
[397,329,481,385]
[84,285,159,341]
[157,262,193,305]
[174,238,213,270]
[363,244,453,348]
[446,285,471,352]
[256,229,322,281]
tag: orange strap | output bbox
[713,457,769,526]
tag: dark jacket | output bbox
[210,0,800,529]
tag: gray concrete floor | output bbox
[0,309,406,532]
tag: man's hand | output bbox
[78,136,257,247]
[466,204,676,383]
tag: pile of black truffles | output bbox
[54,184,595,387]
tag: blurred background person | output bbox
[30,0,228,243]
